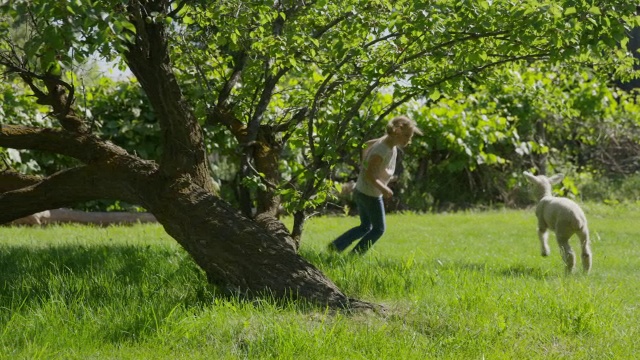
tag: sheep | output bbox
[523,171,592,274]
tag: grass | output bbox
[1,203,639,359]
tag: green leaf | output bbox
[120,20,137,34]
[564,7,576,16]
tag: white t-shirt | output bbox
[355,139,397,197]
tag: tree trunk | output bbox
[143,178,345,305]
[117,4,355,307]
[254,129,283,218]
[229,128,283,219]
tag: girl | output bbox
[328,116,422,254]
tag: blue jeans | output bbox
[330,190,386,254]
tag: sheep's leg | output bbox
[578,228,592,273]
[537,225,550,257]
[556,232,575,274]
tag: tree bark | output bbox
[142,178,346,305]
[254,128,283,217]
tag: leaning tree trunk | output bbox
[144,178,344,304]
[116,0,327,302]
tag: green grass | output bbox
[1,204,639,359]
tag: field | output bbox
[1,204,639,359]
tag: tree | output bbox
[0,0,638,307]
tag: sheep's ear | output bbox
[523,171,536,182]
[548,174,564,185]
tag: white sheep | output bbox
[523,171,592,274]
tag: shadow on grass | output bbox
[452,261,554,280]
[497,264,554,279]
[0,244,211,307]
[1,245,347,319]
[302,249,356,268]
[303,249,555,281]
[0,243,227,344]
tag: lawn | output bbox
[1,203,639,359]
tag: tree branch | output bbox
[0,125,139,165]
[205,51,249,141]
[0,170,42,193]
[124,1,212,188]
[0,50,89,133]
[247,68,289,142]
[401,30,511,65]
[0,165,144,224]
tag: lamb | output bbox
[523,171,592,274]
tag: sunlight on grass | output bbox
[1,205,639,359]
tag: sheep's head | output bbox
[523,171,564,200]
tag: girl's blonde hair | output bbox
[386,116,423,136]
